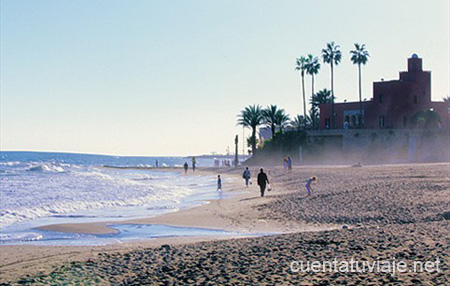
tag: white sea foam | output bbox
[0,161,21,166]
[0,232,43,242]
[28,163,65,173]
[0,160,215,229]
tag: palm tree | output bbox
[262,105,279,138]
[310,89,333,129]
[295,56,308,117]
[274,109,290,133]
[237,105,263,155]
[311,88,333,106]
[306,54,321,98]
[290,115,303,131]
[308,109,318,129]
[350,43,370,128]
[291,114,310,131]
[322,42,342,129]
[309,106,319,130]
[246,136,259,153]
[306,54,321,128]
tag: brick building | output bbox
[319,55,449,129]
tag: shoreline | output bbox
[37,166,337,235]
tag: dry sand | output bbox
[1,163,449,285]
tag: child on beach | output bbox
[217,175,222,191]
[305,176,317,196]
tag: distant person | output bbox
[344,121,349,129]
[217,175,222,191]
[287,156,292,171]
[283,157,288,171]
[155,159,159,168]
[183,162,188,174]
[242,167,251,187]
[257,168,270,197]
[305,176,317,196]
[192,157,196,172]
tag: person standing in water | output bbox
[183,162,188,174]
[192,157,196,172]
[257,168,270,197]
[242,167,251,187]
[217,175,222,191]
[305,176,317,196]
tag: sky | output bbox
[1,0,449,156]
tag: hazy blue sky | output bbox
[1,0,448,156]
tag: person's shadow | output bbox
[239,197,265,202]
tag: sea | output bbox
[0,151,243,245]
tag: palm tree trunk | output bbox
[312,74,315,97]
[271,123,275,138]
[331,63,335,129]
[311,74,315,129]
[302,73,306,118]
[358,63,363,128]
[251,127,257,155]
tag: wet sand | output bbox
[1,163,449,284]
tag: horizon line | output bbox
[0,149,248,158]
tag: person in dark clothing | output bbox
[257,168,270,197]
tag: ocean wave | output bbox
[0,184,196,228]
[0,161,22,166]
[0,232,43,243]
[1,158,216,229]
[72,170,149,186]
[28,163,65,173]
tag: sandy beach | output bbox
[1,163,449,284]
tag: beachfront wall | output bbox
[305,129,449,164]
[319,55,449,130]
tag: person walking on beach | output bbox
[287,156,292,171]
[283,157,288,171]
[305,176,317,196]
[192,157,196,172]
[242,167,251,187]
[257,168,270,197]
[183,162,188,174]
[217,175,222,191]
